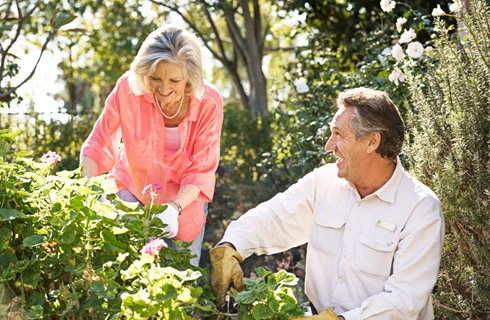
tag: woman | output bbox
[80,24,223,266]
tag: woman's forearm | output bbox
[80,156,99,178]
[172,184,200,212]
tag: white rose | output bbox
[392,44,406,61]
[380,0,396,13]
[396,17,408,33]
[399,28,417,44]
[388,68,406,86]
[432,5,446,16]
[449,1,462,13]
[406,41,424,59]
[293,78,309,93]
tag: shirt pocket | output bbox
[310,207,346,256]
[355,231,399,278]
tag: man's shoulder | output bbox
[400,170,441,207]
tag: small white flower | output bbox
[382,47,392,56]
[293,78,309,93]
[399,28,417,44]
[432,5,446,16]
[392,43,406,61]
[424,46,434,55]
[396,17,407,33]
[380,0,396,13]
[449,1,462,13]
[388,68,406,86]
[406,41,424,59]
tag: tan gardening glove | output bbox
[291,307,340,320]
[209,245,244,305]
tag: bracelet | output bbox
[168,200,182,214]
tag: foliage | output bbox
[0,131,308,319]
[0,108,98,172]
[232,267,305,320]
[0,132,216,318]
[0,0,76,105]
[404,1,490,318]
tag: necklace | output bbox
[154,94,184,120]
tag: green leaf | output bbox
[0,227,12,250]
[251,302,274,319]
[24,304,44,319]
[58,225,76,244]
[14,150,33,157]
[54,12,75,29]
[0,208,27,221]
[21,266,40,288]
[234,290,257,305]
[23,235,45,247]
[112,226,129,235]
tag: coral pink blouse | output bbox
[81,74,223,241]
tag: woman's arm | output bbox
[170,184,200,212]
[80,156,99,178]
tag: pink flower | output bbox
[141,238,168,256]
[40,151,61,163]
[142,183,161,196]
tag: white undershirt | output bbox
[164,127,181,157]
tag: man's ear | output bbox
[367,132,381,154]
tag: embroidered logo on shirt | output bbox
[375,219,396,232]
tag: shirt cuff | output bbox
[340,308,362,320]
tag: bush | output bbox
[404,1,490,318]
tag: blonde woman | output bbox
[81,24,223,266]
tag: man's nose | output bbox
[325,137,334,152]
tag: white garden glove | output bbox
[154,204,179,238]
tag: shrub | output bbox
[404,0,490,318]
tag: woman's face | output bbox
[149,61,187,106]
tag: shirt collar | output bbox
[373,157,404,204]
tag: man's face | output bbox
[325,107,371,184]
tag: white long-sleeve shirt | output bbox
[221,161,444,319]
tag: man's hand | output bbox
[209,244,244,304]
[292,307,341,320]
[154,204,179,238]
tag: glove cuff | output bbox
[210,245,244,263]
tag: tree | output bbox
[0,0,74,105]
[150,0,273,119]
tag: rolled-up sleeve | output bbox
[80,81,122,174]
[221,169,320,259]
[181,90,223,202]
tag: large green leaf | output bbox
[23,235,45,247]
[0,208,27,221]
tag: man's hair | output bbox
[128,24,204,99]
[337,87,405,160]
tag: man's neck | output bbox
[355,158,397,198]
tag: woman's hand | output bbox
[154,204,180,238]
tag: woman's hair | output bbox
[128,24,204,98]
[336,87,405,160]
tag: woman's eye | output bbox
[149,75,159,81]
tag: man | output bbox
[210,88,444,319]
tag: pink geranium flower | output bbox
[40,151,61,163]
[141,238,168,256]
[142,183,161,195]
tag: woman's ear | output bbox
[184,82,193,96]
[367,132,381,154]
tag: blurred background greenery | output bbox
[1,0,488,318]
